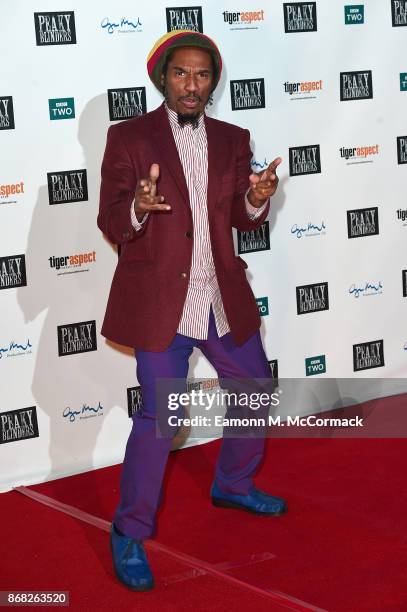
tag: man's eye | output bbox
[175,70,185,76]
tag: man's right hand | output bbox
[134,163,171,222]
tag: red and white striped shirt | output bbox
[131,104,266,340]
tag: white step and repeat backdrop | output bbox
[1,1,407,491]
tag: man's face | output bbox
[161,47,214,119]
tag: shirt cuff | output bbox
[244,189,268,220]
[130,199,148,230]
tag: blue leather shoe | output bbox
[110,523,154,591]
[210,481,287,516]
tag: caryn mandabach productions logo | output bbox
[289,145,321,176]
[340,70,373,101]
[34,11,76,45]
[107,87,147,121]
[291,220,326,238]
[100,16,142,34]
[0,339,32,360]
[57,320,97,356]
[353,339,384,371]
[0,97,15,130]
[237,221,270,253]
[391,0,407,26]
[48,97,75,120]
[47,169,88,205]
[296,282,329,315]
[283,2,317,32]
[230,79,265,111]
[397,136,407,164]
[0,407,39,444]
[348,281,383,298]
[347,206,379,238]
[166,6,203,32]
[0,255,27,290]
[127,386,143,417]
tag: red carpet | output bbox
[1,433,407,610]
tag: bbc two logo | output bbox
[166,6,203,32]
[57,320,97,356]
[34,12,76,45]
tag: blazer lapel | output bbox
[150,103,190,207]
[205,114,225,217]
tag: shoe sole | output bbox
[110,537,154,592]
[211,496,287,517]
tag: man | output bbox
[98,30,285,592]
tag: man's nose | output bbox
[185,73,198,92]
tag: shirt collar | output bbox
[165,102,205,131]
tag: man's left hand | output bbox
[247,157,282,208]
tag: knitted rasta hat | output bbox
[147,30,222,93]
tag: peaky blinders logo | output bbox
[340,70,373,101]
[391,0,407,26]
[47,169,88,205]
[283,2,317,32]
[296,282,329,315]
[397,136,407,164]
[347,206,379,238]
[230,78,265,110]
[57,320,97,356]
[107,87,147,121]
[0,96,15,130]
[166,6,203,31]
[0,407,39,444]
[402,270,407,297]
[353,339,384,371]
[289,145,321,176]
[237,221,270,254]
[0,255,27,290]
[34,11,76,45]
[127,386,143,417]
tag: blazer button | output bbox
[122,231,130,239]
[181,272,187,278]
[185,230,192,239]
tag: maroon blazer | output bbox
[97,103,270,351]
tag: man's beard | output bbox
[163,86,213,129]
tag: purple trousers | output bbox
[114,309,271,540]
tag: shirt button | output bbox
[185,231,192,239]
[181,272,187,278]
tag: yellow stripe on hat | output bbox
[147,30,192,62]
